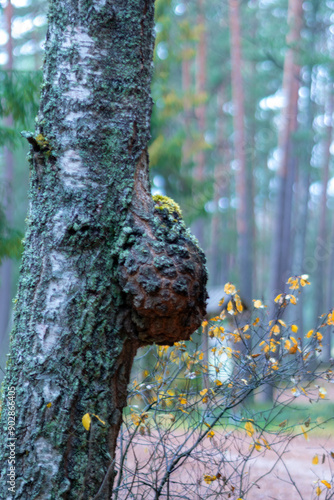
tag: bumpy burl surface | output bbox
[118,206,208,346]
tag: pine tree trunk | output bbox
[317,87,334,362]
[182,54,192,165]
[270,0,302,298]
[228,0,253,306]
[192,0,207,247]
[0,2,207,498]
[210,86,229,286]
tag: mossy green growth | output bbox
[35,134,52,156]
[152,194,182,218]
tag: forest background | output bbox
[1,0,334,368]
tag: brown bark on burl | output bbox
[118,153,207,346]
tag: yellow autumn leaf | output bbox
[200,388,208,397]
[82,413,91,431]
[306,329,314,339]
[203,474,217,484]
[254,442,262,451]
[253,317,260,326]
[245,421,255,437]
[235,295,244,312]
[178,396,187,405]
[274,293,283,303]
[319,387,327,399]
[289,295,297,305]
[218,296,225,306]
[321,480,331,489]
[227,300,234,314]
[46,402,52,408]
[287,277,299,289]
[327,311,334,325]
[271,324,280,336]
[207,430,215,439]
[213,326,220,337]
[316,486,321,496]
[312,455,319,465]
[224,282,236,295]
[198,352,204,361]
[215,379,223,386]
[285,336,298,354]
[253,299,263,309]
[291,324,298,333]
[261,436,270,449]
[301,426,309,441]
[316,332,323,342]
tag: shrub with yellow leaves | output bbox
[111,278,334,500]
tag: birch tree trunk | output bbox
[0,2,207,499]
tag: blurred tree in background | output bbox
[0,0,45,374]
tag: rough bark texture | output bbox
[0,2,207,499]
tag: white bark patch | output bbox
[93,0,107,11]
[35,437,61,477]
[59,149,87,188]
[63,85,90,101]
[61,26,94,59]
[35,323,61,357]
[75,30,94,59]
[58,27,95,101]
[64,111,85,125]
[36,323,48,341]
[45,274,76,314]
[50,251,68,275]
[52,210,68,241]
[42,381,61,402]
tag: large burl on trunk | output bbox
[0,1,207,499]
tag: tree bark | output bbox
[0,2,207,499]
